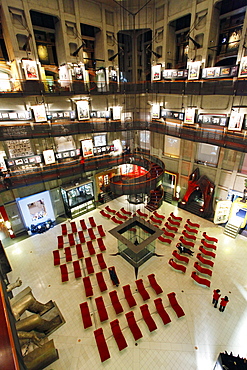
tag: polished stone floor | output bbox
[5,196,247,370]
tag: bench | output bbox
[68,233,75,246]
[182,230,196,241]
[201,239,217,250]
[184,224,198,234]
[116,211,128,221]
[105,205,116,214]
[162,229,175,239]
[111,216,123,225]
[120,207,132,216]
[61,224,67,236]
[170,212,182,222]
[136,209,148,218]
[167,217,180,227]
[64,247,72,262]
[179,236,195,248]
[202,232,218,244]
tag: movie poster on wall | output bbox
[151,64,161,81]
[184,108,195,124]
[81,139,93,157]
[188,61,201,80]
[32,104,47,123]
[152,104,160,119]
[112,106,121,120]
[77,100,90,120]
[43,149,56,165]
[239,56,247,77]
[22,60,39,80]
[228,111,243,131]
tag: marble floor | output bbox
[5,196,247,370]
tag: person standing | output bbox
[219,296,229,312]
[212,289,221,308]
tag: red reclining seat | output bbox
[95,296,108,322]
[170,212,182,222]
[147,274,163,295]
[60,264,69,282]
[100,209,111,219]
[201,239,217,250]
[96,253,107,270]
[96,272,107,292]
[191,271,211,288]
[194,262,212,277]
[153,210,165,220]
[120,207,132,216]
[78,230,86,244]
[79,302,92,329]
[70,221,77,233]
[184,224,198,234]
[97,237,106,252]
[164,222,178,233]
[83,276,93,297]
[110,319,128,351]
[105,205,116,214]
[186,219,200,228]
[87,240,96,256]
[85,257,94,274]
[111,216,123,224]
[76,244,84,259]
[116,211,128,221]
[140,304,157,332]
[53,250,60,266]
[97,225,106,238]
[125,311,143,341]
[73,260,82,278]
[109,290,124,315]
[57,235,64,249]
[68,233,75,246]
[64,246,72,262]
[154,298,171,325]
[167,217,180,227]
[61,223,67,236]
[89,216,96,228]
[88,228,96,240]
[179,236,195,248]
[167,292,185,318]
[150,215,162,225]
[135,279,150,301]
[202,232,218,244]
[136,209,148,218]
[172,250,189,264]
[199,246,216,258]
[168,258,186,273]
[158,235,172,244]
[182,230,196,241]
[197,253,214,267]
[162,229,175,239]
[94,328,110,362]
[123,285,137,308]
[80,219,87,231]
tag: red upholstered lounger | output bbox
[88,228,96,240]
[80,219,87,231]
[191,271,211,287]
[78,230,86,244]
[158,235,172,244]
[97,225,106,238]
[57,235,64,249]
[100,209,111,219]
[199,246,216,258]
[172,250,189,264]
[162,229,175,239]
[182,230,196,241]
[95,296,108,322]
[170,212,182,222]
[96,272,107,292]
[136,209,148,218]
[76,244,84,259]
[64,247,72,262]
[68,233,75,246]
[53,250,60,266]
[147,274,163,295]
[154,298,171,325]
[123,285,137,308]
[140,304,157,332]
[105,205,116,214]
[116,211,128,221]
[197,253,214,268]
[184,224,198,234]
[120,207,132,216]
[135,279,150,301]
[85,257,94,274]
[94,328,110,362]
[97,237,106,252]
[82,276,93,297]
[96,253,107,270]
[70,221,77,233]
[179,236,195,248]
[194,262,212,277]
[109,290,124,315]
[111,216,123,224]
[186,219,200,228]
[164,222,178,233]
[80,302,92,329]
[202,232,218,244]
[89,216,96,228]
[201,239,217,250]
[153,210,165,220]
[73,260,82,278]
[125,311,143,341]
[87,241,96,256]
[167,217,180,227]
[168,258,186,273]
[60,264,69,282]
[150,215,162,225]
[167,292,185,318]
[110,319,128,351]
[61,223,67,236]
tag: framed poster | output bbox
[228,111,243,131]
[151,64,161,81]
[239,56,247,77]
[32,104,47,123]
[22,60,39,80]
[188,61,201,80]
[43,150,55,165]
[152,104,160,119]
[184,108,195,125]
[77,100,89,121]
[112,106,121,120]
[81,139,93,158]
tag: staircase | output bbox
[164,192,173,204]
[145,187,164,212]
[223,221,241,239]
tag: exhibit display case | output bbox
[61,180,95,218]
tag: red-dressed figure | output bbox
[219,296,229,312]
[212,289,221,308]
